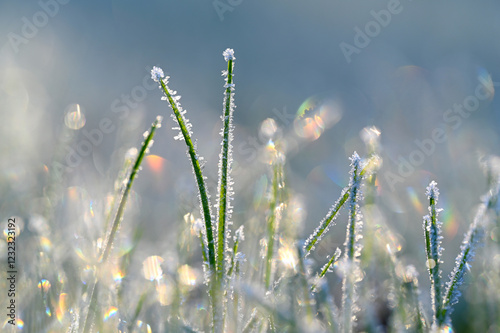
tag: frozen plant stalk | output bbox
[341,152,364,333]
[422,181,443,327]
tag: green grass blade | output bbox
[341,152,363,333]
[422,181,444,326]
[216,50,236,285]
[100,116,162,263]
[83,117,161,333]
[440,181,500,325]
[303,158,375,257]
[156,76,216,275]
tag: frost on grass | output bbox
[423,181,444,326]
[222,48,236,61]
[152,66,215,273]
[151,66,164,82]
[215,48,237,280]
[311,247,342,292]
[341,152,365,333]
[440,179,500,325]
[303,186,348,257]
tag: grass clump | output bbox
[18,49,500,333]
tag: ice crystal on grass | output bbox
[440,180,500,326]
[423,181,444,327]
[341,152,365,333]
[222,48,235,61]
[151,66,164,82]
[311,247,342,292]
[303,186,348,257]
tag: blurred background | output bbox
[1,0,500,331]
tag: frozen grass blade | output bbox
[215,48,236,332]
[422,181,443,327]
[440,180,500,326]
[311,247,341,292]
[152,67,224,331]
[152,67,217,275]
[100,116,162,263]
[82,116,162,333]
[303,187,348,257]
[216,49,236,284]
[341,152,364,333]
[303,158,375,257]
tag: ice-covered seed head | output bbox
[151,66,164,82]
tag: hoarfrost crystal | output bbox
[222,48,235,61]
[151,66,164,82]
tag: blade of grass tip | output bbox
[303,157,374,257]
[265,162,280,289]
[440,180,500,326]
[82,117,162,333]
[311,248,342,293]
[216,48,236,282]
[341,152,364,333]
[422,181,443,327]
[152,66,217,275]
